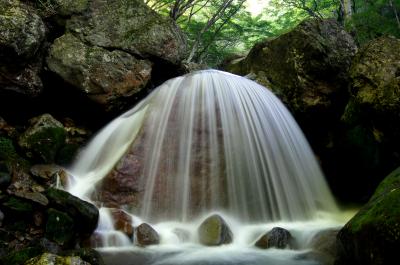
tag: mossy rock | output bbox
[18,114,66,163]
[45,188,99,235]
[2,196,35,213]
[24,252,91,265]
[45,208,75,246]
[62,248,105,265]
[0,246,42,265]
[336,166,400,265]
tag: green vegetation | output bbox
[146,0,399,66]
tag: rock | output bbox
[226,18,356,115]
[18,114,66,163]
[2,196,35,213]
[335,166,400,265]
[24,252,91,265]
[62,248,105,265]
[135,223,160,246]
[11,190,49,206]
[45,188,99,235]
[47,33,152,111]
[45,208,74,246]
[52,0,90,17]
[255,227,292,249]
[198,214,233,246]
[66,0,187,64]
[30,164,69,187]
[0,246,42,265]
[0,0,45,96]
[0,0,45,62]
[345,36,400,121]
[110,208,134,238]
[308,228,339,265]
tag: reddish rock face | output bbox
[110,208,134,238]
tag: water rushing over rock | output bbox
[68,70,337,223]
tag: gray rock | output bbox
[47,33,152,111]
[66,0,187,64]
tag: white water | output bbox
[67,70,349,264]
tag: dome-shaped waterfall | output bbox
[68,70,338,223]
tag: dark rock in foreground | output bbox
[335,167,400,265]
[136,223,160,246]
[255,227,292,249]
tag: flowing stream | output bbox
[67,70,351,265]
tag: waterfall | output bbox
[68,70,338,224]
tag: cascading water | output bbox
[67,70,350,265]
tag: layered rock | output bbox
[335,167,400,265]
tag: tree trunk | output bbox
[389,0,400,30]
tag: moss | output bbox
[2,196,34,213]
[0,247,42,265]
[0,137,18,161]
[25,127,66,163]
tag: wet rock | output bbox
[2,196,35,214]
[255,227,292,249]
[24,252,91,265]
[30,164,68,188]
[62,248,105,265]
[45,208,74,246]
[136,223,160,246]
[18,114,66,163]
[67,0,187,64]
[335,166,400,265]
[110,208,134,238]
[11,190,48,206]
[308,228,339,265]
[198,214,233,246]
[45,188,99,235]
[47,33,152,111]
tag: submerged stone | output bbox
[198,214,233,246]
[255,227,292,249]
[136,223,160,246]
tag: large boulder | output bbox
[226,18,357,116]
[47,33,152,111]
[0,0,45,96]
[66,0,187,64]
[333,37,400,201]
[335,167,400,265]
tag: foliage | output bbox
[346,0,400,45]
